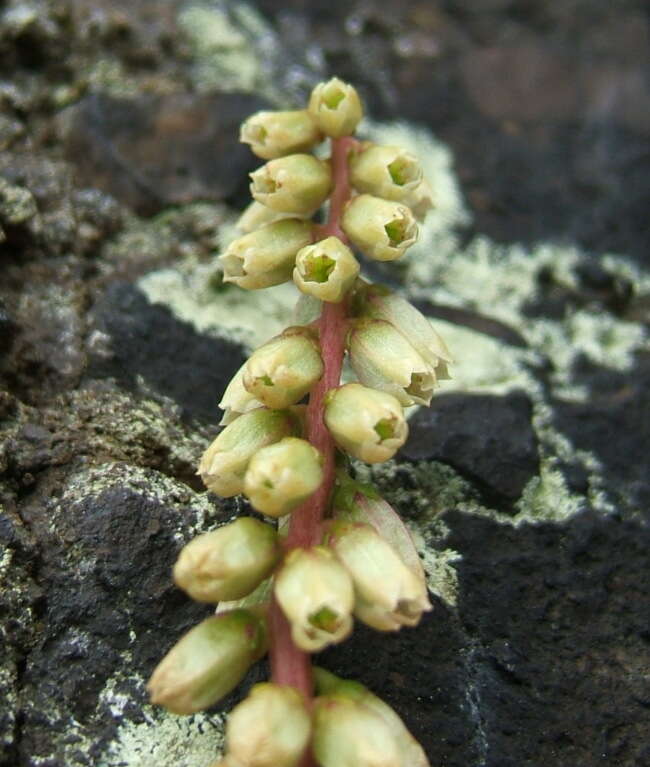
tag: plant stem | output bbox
[268,137,356,759]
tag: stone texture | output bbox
[402,392,539,504]
[1,1,649,766]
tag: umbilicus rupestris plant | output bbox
[147,77,452,767]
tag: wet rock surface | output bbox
[1,1,649,766]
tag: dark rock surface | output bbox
[1,1,649,766]
[402,392,539,504]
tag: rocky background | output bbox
[1,1,649,765]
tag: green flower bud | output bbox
[274,546,354,652]
[244,437,323,518]
[240,109,322,160]
[243,327,324,409]
[308,77,363,138]
[219,218,313,290]
[293,236,360,303]
[250,154,332,215]
[147,610,267,715]
[313,668,430,767]
[341,194,417,261]
[313,694,403,767]
[358,284,452,377]
[173,518,281,603]
[218,364,263,425]
[224,683,311,767]
[325,521,431,631]
[349,144,423,202]
[348,318,437,406]
[324,383,408,463]
[198,408,298,497]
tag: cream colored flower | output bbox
[173,518,281,603]
[324,383,408,463]
[274,546,354,652]
[240,109,322,160]
[349,144,422,202]
[293,236,360,303]
[250,154,332,215]
[341,194,417,261]
[308,77,363,138]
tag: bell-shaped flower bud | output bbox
[324,383,407,463]
[325,521,431,631]
[219,218,313,290]
[357,283,452,377]
[293,236,360,303]
[313,668,430,767]
[341,194,417,261]
[240,109,322,160]
[198,408,298,497]
[223,683,311,767]
[308,77,363,138]
[313,694,404,767]
[244,437,323,518]
[274,546,354,652]
[250,154,332,215]
[173,518,282,603]
[243,327,324,409]
[348,318,436,406]
[218,364,263,425]
[349,144,423,202]
[236,200,305,234]
[147,609,267,715]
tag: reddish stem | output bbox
[268,137,356,762]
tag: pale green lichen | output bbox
[98,674,225,767]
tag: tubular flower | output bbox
[222,683,312,767]
[242,327,324,409]
[250,154,332,215]
[147,610,267,715]
[308,77,363,138]
[218,364,263,425]
[341,194,417,261]
[274,546,354,652]
[313,668,430,767]
[325,521,431,631]
[244,437,324,518]
[240,109,322,160]
[357,283,452,377]
[324,383,408,463]
[173,518,281,603]
[349,144,423,202]
[348,318,437,406]
[293,236,360,303]
[219,218,313,290]
[198,408,298,497]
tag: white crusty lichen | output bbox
[98,674,225,767]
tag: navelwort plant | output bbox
[147,77,452,767]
